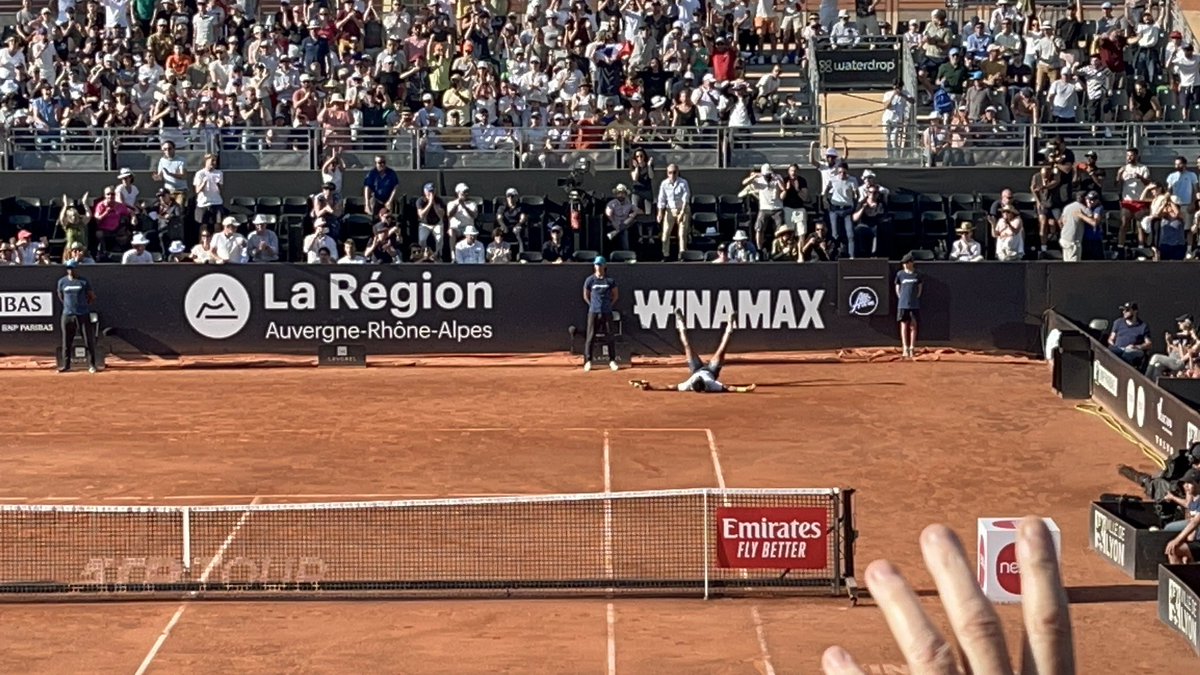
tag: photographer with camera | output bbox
[303,218,338,264]
[801,221,840,261]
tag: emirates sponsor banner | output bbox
[715,507,829,569]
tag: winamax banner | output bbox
[0,264,906,356]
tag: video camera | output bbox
[1117,444,1200,524]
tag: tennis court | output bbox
[0,356,1194,673]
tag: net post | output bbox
[181,507,191,573]
[702,489,710,600]
[831,489,841,597]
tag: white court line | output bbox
[602,430,616,675]
[134,496,261,675]
[705,429,776,675]
[606,602,617,675]
[8,427,709,437]
[0,493,526,504]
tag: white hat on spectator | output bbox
[222,216,239,228]
[985,105,997,113]
[684,72,695,80]
[837,9,849,17]
[505,188,519,197]
[672,21,684,30]
[455,182,470,194]
[253,214,272,224]
[168,241,185,255]
[421,92,433,101]
[614,184,628,193]
[732,230,749,242]
[651,96,666,109]
[300,74,314,82]
[862,169,876,179]
[760,163,772,174]
[702,73,714,82]
[996,0,1008,4]
[155,18,167,25]
[131,233,150,246]
[463,225,479,236]
[824,147,839,157]
[329,93,344,103]
[630,93,643,103]
[118,167,133,179]
[1100,1,1113,8]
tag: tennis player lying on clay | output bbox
[629,310,756,393]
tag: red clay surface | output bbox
[0,357,1194,674]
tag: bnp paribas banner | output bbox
[0,263,916,357]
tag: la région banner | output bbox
[715,507,829,569]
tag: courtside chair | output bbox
[692,212,720,238]
[888,192,916,215]
[343,196,367,215]
[573,249,599,263]
[920,211,950,248]
[255,196,283,217]
[908,249,937,261]
[680,249,707,262]
[1012,192,1037,212]
[690,193,717,215]
[917,192,944,216]
[518,251,543,263]
[948,192,976,214]
[4,214,31,241]
[610,250,638,263]
[282,196,309,216]
[228,196,256,216]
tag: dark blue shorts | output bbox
[688,356,723,380]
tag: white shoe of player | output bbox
[583,361,592,372]
[609,360,619,371]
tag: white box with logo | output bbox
[977,518,1061,604]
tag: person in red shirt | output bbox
[573,111,605,149]
[710,36,736,82]
[164,44,193,77]
[93,186,131,253]
[1096,28,1128,90]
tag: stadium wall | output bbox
[3,261,1194,359]
[2,167,1187,201]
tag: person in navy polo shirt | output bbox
[582,256,620,372]
[895,253,923,359]
[56,260,98,374]
[362,155,400,216]
[1109,301,1152,367]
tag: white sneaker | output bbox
[607,231,617,240]
[583,361,592,372]
[609,361,619,371]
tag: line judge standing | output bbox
[582,256,620,372]
[57,260,98,373]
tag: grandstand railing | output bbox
[3,122,1196,172]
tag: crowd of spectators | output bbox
[903,1,1199,166]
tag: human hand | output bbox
[822,516,1074,675]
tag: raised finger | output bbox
[1017,516,1075,675]
[865,559,960,675]
[821,645,868,675]
[920,524,1012,675]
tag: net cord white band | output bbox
[0,488,839,514]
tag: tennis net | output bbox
[0,488,856,600]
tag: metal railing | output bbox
[5,121,1200,171]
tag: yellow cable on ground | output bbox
[1074,403,1168,471]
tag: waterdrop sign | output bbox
[813,46,901,90]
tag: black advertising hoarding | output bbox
[1089,501,1173,580]
[814,47,901,90]
[1046,311,1200,460]
[837,259,890,317]
[1158,564,1200,656]
[0,265,910,357]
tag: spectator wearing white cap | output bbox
[830,10,860,48]
[605,184,642,250]
[166,241,189,263]
[152,141,186,202]
[742,164,784,256]
[728,230,757,263]
[1031,24,1062,94]
[114,168,141,214]
[304,219,338,264]
[988,0,1023,36]
[447,183,479,245]
[122,233,154,264]
[247,214,280,263]
[453,225,486,264]
[809,140,849,193]
[210,217,248,264]
[690,73,724,125]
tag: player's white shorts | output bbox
[677,369,726,392]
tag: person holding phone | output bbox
[303,217,338,264]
